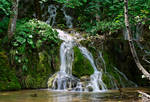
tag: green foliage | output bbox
[75,0,124,34]
[74,0,150,36]
[0,51,21,91]
[11,19,60,71]
[85,21,123,36]
[57,24,66,29]
[0,17,9,35]
[0,0,11,15]
[55,0,85,8]
[128,0,150,25]
[96,21,123,34]
[19,50,59,89]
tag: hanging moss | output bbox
[72,47,94,78]
[0,51,21,91]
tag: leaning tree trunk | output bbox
[124,0,150,80]
[8,0,19,39]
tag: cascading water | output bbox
[46,5,57,26]
[113,67,137,87]
[48,29,107,92]
[40,4,73,28]
[78,46,98,72]
[123,28,128,40]
[97,51,137,89]
[78,46,107,91]
[49,30,79,90]
[136,40,150,64]
[48,29,137,92]
[99,51,106,72]
[61,5,73,28]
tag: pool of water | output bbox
[0,87,150,102]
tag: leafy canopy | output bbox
[0,0,11,15]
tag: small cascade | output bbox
[136,41,150,64]
[113,67,137,87]
[89,71,107,91]
[98,51,137,89]
[46,5,57,26]
[40,4,73,28]
[48,29,137,92]
[123,23,143,41]
[59,42,74,74]
[99,51,106,72]
[134,21,144,41]
[61,5,73,28]
[74,82,83,92]
[50,41,79,90]
[123,28,128,40]
[78,46,98,72]
[48,29,107,92]
[78,46,107,91]
[98,51,118,89]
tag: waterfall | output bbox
[97,51,118,89]
[99,51,106,72]
[40,4,73,28]
[61,6,73,28]
[78,46,107,92]
[50,30,78,90]
[60,41,74,74]
[78,46,98,72]
[48,29,107,92]
[46,4,57,26]
[113,67,138,87]
[48,29,137,92]
[98,51,137,88]
[123,28,128,40]
[123,22,144,41]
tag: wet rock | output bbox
[86,86,93,92]
[47,73,57,88]
[67,88,72,91]
[80,76,90,81]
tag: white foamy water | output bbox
[48,29,107,92]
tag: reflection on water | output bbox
[0,88,150,102]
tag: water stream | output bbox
[61,5,73,28]
[46,5,57,26]
[48,29,107,92]
[98,51,137,88]
[48,29,137,92]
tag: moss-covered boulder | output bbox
[72,47,94,78]
[0,51,21,91]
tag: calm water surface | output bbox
[0,87,150,102]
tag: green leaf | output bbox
[83,0,87,3]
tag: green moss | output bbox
[101,51,134,88]
[102,73,112,89]
[101,51,121,88]
[72,47,94,78]
[21,74,48,89]
[19,45,61,89]
[0,51,21,91]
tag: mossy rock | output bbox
[0,51,21,91]
[72,47,94,78]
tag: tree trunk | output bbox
[8,0,19,39]
[124,0,150,80]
